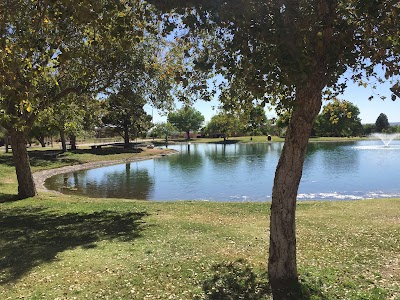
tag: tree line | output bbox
[1,96,397,152]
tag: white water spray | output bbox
[371,133,400,147]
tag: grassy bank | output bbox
[168,135,368,144]
[0,148,399,299]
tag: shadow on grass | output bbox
[198,259,328,300]
[71,147,142,156]
[0,155,14,167]
[0,206,148,284]
[207,139,241,145]
[0,193,21,203]
[28,147,141,167]
[1,147,143,169]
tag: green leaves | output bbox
[314,98,363,137]
[149,0,400,113]
[168,107,205,138]
[0,0,163,133]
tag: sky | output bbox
[147,74,400,125]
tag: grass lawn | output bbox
[0,146,399,299]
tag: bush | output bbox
[199,259,271,300]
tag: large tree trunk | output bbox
[9,129,37,198]
[268,85,322,298]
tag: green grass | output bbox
[0,147,399,299]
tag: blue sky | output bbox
[148,76,400,125]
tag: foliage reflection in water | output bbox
[45,141,400,201]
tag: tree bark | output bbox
[268,84,322,299]
[124,124,130,148]
[5,135,10,153]
[9,129,37,198]
[69,134,77,150]
[36,135,46,147]
[60,129,67,152]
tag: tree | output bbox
[152,122,178,144]
[149,1,400,297]
[0,0,161,197]
[168,107,205,140]
[101,36,175,148]
[314,99,363,137]
[245,105,270,136]
[206,112,241,142]
[28,111,56,148]
[375,113,390,133]
[363,123,376,135]
[102,83,153,148]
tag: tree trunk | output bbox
[9,129,37,198]
[60,129,67,152]
[124,125,130,148]
[268,85,322,299]
[36,135,46,147]
[186,131,190,140]
[70,134,77,150]
[5,135,10,153]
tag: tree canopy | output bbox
[101,82,152,148]
[205,111,241,141]
[151,122,178,144]
[314,99,363,137]
[167,106,205,139]
[375,113,390,133]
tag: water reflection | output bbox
[159,144,203,173]
[45,141,400,201]
[50,163,154,199]
[304,142,359,175]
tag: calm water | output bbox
[45,141,400,201]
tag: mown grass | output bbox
[0,147,399,299]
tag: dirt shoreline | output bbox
[33,149,178,193]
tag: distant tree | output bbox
[102,83,153,148]
[152,122,177,144]
[28,114,55,148]
[314,99,363,137]
[245,106,270,136]
[375,113,390,133]
[275,110,292,137]
[362,124,375,135]
[168,107,205,140]
[206,112,241,143]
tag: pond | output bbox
[45,140,400,201]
